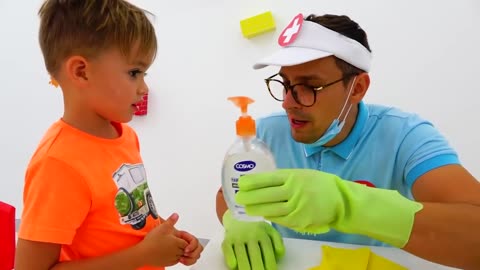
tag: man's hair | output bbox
[38,0,157,76]
[305,14,371,84]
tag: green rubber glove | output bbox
[235,169,423,248]
[221,209,285,270]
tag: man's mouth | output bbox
[290,118,309,128]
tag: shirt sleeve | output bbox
[133,130,141,152]
[19,157,91,244]
[396,117,460,190]
[124,124,141,152]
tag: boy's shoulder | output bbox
[29,120,69,162]
[28,120,138,167]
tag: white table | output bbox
[190,233,460,270]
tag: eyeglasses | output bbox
[264,73,357,107]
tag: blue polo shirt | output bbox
[256,101,460,247]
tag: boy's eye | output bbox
[128,69,143,77]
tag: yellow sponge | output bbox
[309,246,408,270]
[240,11,276,38]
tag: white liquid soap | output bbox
[222,96,277,222]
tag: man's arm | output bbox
[15,239,143,270]
[404,164,480,270]
[216,187,228,224]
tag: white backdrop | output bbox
[1,0,479,241]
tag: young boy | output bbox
[15,1,203,269]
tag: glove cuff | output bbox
[333,179,423,248]
[222,209,234,228]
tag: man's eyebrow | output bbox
[278,72,327,82]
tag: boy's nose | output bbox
[138,81,149,95]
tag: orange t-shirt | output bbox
[19,120,164,270]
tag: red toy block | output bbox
[134,93,148,116]
[0,201,15,270]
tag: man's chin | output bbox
[290,131,317,144]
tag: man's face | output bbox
[279,56,352,144]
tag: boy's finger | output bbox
[156,213,180,234]
[185,244,203,259]
[177,231,199,253]
[176,237,189,249]
[163,213,179,227]
[180,252,201,266]
[180,257,195,266]
[177,230,194,241]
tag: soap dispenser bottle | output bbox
[221,96,277,221]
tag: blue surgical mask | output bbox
[304,76,357,156]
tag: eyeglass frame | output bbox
[264,72,358,107]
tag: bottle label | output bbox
[222,152,276,220]
[229,176,246,215]
[234,160,256,172]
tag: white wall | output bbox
[1,0,479,240]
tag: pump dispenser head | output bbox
[228,96,256,137]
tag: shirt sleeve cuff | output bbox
[405,154,460,189]
[18,223,75,244]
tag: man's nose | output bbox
[282,88,301,110]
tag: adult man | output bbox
[216,13,480,270]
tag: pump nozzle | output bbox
[228,96,256,137]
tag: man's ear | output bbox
[64,56,89,88]
[350,73,370,104]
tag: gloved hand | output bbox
[221,209,285,270]
[235,169,423,248]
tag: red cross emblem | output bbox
[278,13,304,47]
[354,180,376,188]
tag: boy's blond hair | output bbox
[38,0,157,76]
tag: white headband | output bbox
[253,14,372,72]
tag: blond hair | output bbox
[38,0,157,75]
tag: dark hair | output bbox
[305,14,371,83]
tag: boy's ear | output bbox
[65,56,89,88]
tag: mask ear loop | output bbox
[337,76,358,128]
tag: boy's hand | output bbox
[138,213,188,267]
[176,230,204,266]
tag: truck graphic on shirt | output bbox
[113,163,158,230]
